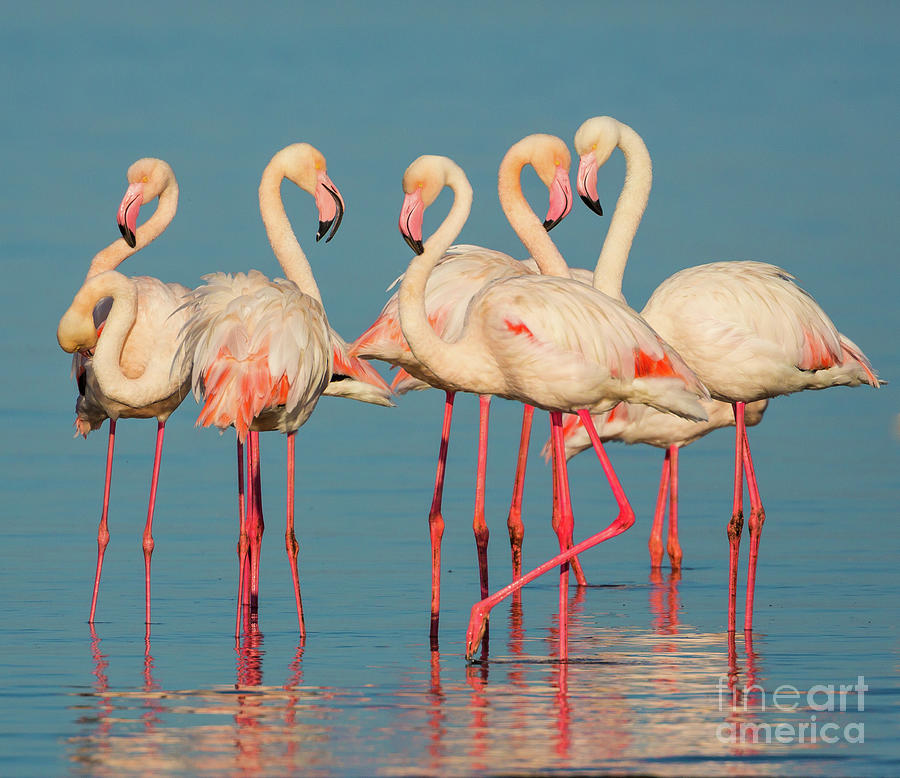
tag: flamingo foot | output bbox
[465,602,490,661]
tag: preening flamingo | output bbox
[57,157,191,624]
[351,141,577,642]
[178,143,388,636]
[389,140,710,660]
[574,115,882,632]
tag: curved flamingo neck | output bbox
[592,122,651,298]
[86,175,178,280]
[259,162,322,304]
[65,272,183,409]
[69,272,138,400]
[498,146,570,277]
[398,163,483,385]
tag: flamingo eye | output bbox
[141,175,149,183]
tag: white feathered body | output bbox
[352,245,535,391]
[177,270,332,441]
[641,262,880,401]
[72,275,192,436]
[436,274,710,419]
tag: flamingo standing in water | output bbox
[542,115,769,570]
[351,141,582,642]
[178,143,389,636]
[390,138,710,660]
[57,157,191,624]
[569,115,882,632]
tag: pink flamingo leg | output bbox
[473,395,491,600]
[550,412,573,660]
[667,445,683,569]
[648,449,671,568]
[248,431,264,613]
[727,402,746,633]
[429,391,455,643]
[741,421,765,633]
[89,418,116,623]
[241,437,253,617]
[464,410,636,660]
[142,421,165,624]
[548,421,587,587]
[575,410,635,534]
[235,436,249,636]
[284,432,306,636]
[506,404,533,580]
[465,411,636,660]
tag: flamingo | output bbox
[542,115,770,570]
[572,115,882,632]
[350,143,580,642]
[57,157,191,624]
[391,138,710,660]
[178,143,388,636]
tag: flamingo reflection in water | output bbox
[73,627,323,776]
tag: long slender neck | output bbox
[63,272,184,409]
[592,123,651,297]
[498,149,570,277]
[259,165,322,304]
[398,167,482,385]
[85,178,179,279]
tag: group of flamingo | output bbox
[57,117,880,660]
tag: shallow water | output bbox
[2,2,899,775]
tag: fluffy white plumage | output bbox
[641,261,880,400]
[466,273,710,419]
[351,244,534,390]
[177,270,332,440]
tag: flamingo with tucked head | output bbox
[58,157,190,625]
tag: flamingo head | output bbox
[117,158,176,248]
[57,305,99,355]
[574,116,623,217]
[399,155,464,255]
[524,134,573,231]
[501,133,573,231]
[275,143,345,243]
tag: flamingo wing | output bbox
[478,276,709,419]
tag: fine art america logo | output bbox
[716,676,867,745]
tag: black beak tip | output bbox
[542,217,561,232]
[579,194,603,217]
[316,221,329,242]
[402,233,424,255]
[119,222,137,248]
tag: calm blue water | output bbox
[1,2,898,775]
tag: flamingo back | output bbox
[641,261,880,399]
[473,275,709,419]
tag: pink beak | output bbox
[577,153,603,216]
[314,171,345,243]
[543,165,573,231]
[117,182,144,248]
[399,189,425,255]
